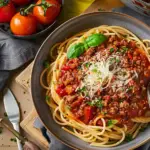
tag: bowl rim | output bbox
[32,11,150,150]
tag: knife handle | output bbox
[12,123,23,150]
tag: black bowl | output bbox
[32,12,150,150]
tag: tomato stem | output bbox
[20,0,54,16]
[0,0,10,7]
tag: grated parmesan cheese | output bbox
[77,50,138,99]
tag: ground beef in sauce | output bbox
[56,35,150,129]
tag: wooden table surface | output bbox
[0,0,124,150]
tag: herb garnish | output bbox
[66,105,71,110]
[77,65,82,70]
[98,8,105,11]
[4,112,7,118]
[139,127,146,132]
[78,86,86,93]
[67,43,85,59]
[67,33,107,59]
[101,111,107,115]
[46,95,50,101]
[121,47,129,53]
[110,48,114,53]
[0,127,3,134]
[107,119,118,126]
[119,99,124,103]
[87,99,103,110]
[43,60,49,68]
[128,86,133,91]
[110,57,120,63]
[115,58,120,63]
[125,134,133,142]
[122,35,127,38]
[85,62,91,68]
[10,138,17,142]
[92,68,97,73]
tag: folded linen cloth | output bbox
[34,117,73,150]
[0,32,39,90]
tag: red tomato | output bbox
[0,1,16,23]
[56,85,67,97]
[12,0,31,5]
[83,106,94,124]
[127,53,133,60]
[33,0,61,25]
[10,12,37,35]
[61,65,70,71]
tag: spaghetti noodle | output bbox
[40,25,150,147]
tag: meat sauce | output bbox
[56,35,150,128]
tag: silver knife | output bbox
[3,88,23,150]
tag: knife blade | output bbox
[3,88,20,122]
[3,88,23,150]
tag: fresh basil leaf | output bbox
[84,42,89,50]
[67,43,85,59]
[85,33,107,47]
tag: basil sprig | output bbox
[67,33,107,59]
[85,33,107,47]
[67,43,85,59]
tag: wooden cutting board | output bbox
[16,1,124,150]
